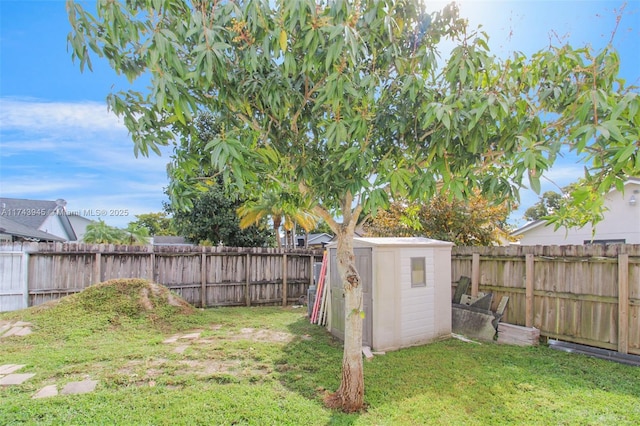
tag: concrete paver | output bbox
[0,321,33,339]
[163,335,179,344]
[0,373,35,386]
[33,385,59,399]
[14,327,33,337]
[0,323,12,335]
[180,332,201,340]
[60,379,98,395]
[3,327,28,337]
[174,345,189,354]
[0,364,26,375]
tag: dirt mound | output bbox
[74,279,195,317]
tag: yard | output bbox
[1,280,638,425]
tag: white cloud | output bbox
[0,97,123,131]
[0,98,171,228]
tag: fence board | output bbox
[0,243,321,311]
[0,250,27,311]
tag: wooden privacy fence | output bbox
[0,243,322,311]
[451,244,640,355]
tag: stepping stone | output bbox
[0,373,35,386]
[163,335,180,344]
[0,323,12,335]
[13,321,32,327]
[174,345,189,354]
[60,379,98,395]
[180,332,201,340]
[14,327,32,337]
[0,364,25,375]
[2,327,30,338]
[33,385,58,399]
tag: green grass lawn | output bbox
[1,280,638,425]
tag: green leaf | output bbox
[529,174,541,194]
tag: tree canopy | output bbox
[364,192,513,245]
[68,0,639,412]
[165,178,275,247]
[129,212,177,236]
[524,190,565,222]
[82,220,150,245]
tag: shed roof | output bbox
[328,237,454,248]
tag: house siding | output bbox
[39,215,73,241]
[516,181,640,245]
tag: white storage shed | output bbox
[326,237,453,352]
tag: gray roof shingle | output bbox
[0,198,77,241]
[0,216,66,242]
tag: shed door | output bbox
[329,247,372,347]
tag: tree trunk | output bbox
[324,226,364,412]
[274,216,282,249]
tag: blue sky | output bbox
[0,1,638,229]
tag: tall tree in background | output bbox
[165,179,275,247]
[164,112,277,246]
[364,192,513,245]
[524,190,564,221]
[237,190,318,249]
[129,212,177,236]
[83,220,149,245]
[68,0,639,411]
[122,223,151,245]
[82,220,124,244]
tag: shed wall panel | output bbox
[372,248,399,351]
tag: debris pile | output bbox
[452,276,539,346]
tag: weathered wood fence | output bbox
[0,243,322,311]
[451,245,640,356]
[3,242,638,356]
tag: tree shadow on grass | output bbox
[278,315,362,425]
[278,316,640,425]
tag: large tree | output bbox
[237,190,319,249]
[129,212,177,236]
[524,190,564,221]
[165,179,275,246]
[364,192,513,246]
[68,0,639,412]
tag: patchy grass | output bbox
[1,279,638,425]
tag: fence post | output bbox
[282,253,288,307]
[525,253,534,328]
[618,253,629,354]
[148,250,155,282]
[245,253,251,307]
[94,252,102,283]
[22,247,30,309]
[201,251,207,308]
[471,253,480,297]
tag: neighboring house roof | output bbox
[0,197,77,241]
[511,219,546,236]
[306,233,333,245]
[0,216,66,242]
[152,236,192,246]
[67,214,94,241]
[293,233,334,247]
